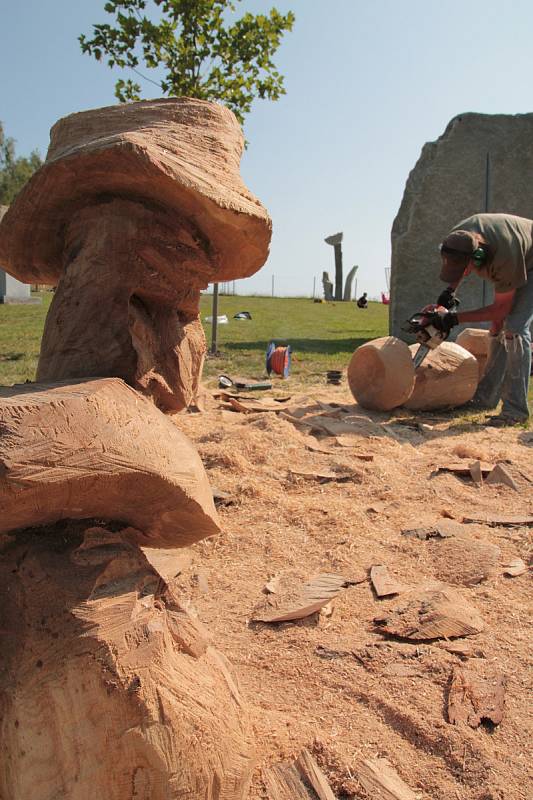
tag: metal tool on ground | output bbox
[403,295,459,368]
[266,342,292,378]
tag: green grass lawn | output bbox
[0,292,389,387]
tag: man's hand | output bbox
[430,310,459,334]
[436,286,459,310]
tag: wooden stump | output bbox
[456,328,490,379]
[0,523,253,800]
[405,342,478,410]
[347,336,415,411]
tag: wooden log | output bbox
[456,327,490,379]
[0,378,219,547]
[0,523,253,800]
[347,336,415,411]
[405,342,478,410]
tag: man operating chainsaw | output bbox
[431,213,533,426]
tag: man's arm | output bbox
[456,290,515,325]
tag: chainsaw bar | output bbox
[413,344,430,369]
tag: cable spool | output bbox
[266,342,291,378]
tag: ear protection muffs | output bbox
[471,246,487,267]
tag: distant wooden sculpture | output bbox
[347,336,415,411]
[456,327,490,379]
[0,98,271,412]
[405,342,478,410]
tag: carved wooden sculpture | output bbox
[0,379,253,800]
[0,98,271,412]
[405,342,478,410]
[456,327,490,380]
[0,99,271,800]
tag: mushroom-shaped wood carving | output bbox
[0,378,219,547]
[0,99,271,412]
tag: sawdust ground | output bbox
[173,383,532,800]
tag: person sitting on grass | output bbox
[430,213,533,426]
[357,292,368,309]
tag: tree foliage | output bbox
[0,123,43,206]
[79,0,295,126]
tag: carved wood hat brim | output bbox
[0,98,271,285]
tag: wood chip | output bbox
[469,460,483,485]
[288,468,359,483]
[263,749,336,800]
[370,565,406,597]
[485,463,519,491]
[436,461,494,477]
[438,640,485,659]
[252,573,351,623]
[401,519,462,540]
[211,486,236,506]
[355,757,419,800]
[140,547,192,582]
[448,665,505,728]
[502,558,527,577]
[462,513,533,527]
[304,439,337,454]
[374,587,484,641]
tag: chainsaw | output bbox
[403,293,459,369]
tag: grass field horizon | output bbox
[0,293,389,388]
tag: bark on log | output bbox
[405,342,478,410]
[0,99,271,411]
[0,378,219,547]
[0,523,253,800]
[456,328,490,380]
[347,336,415,411]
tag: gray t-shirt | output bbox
[451,213,533,292]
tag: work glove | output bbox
[430,310,459,335]
[436,286,460,310]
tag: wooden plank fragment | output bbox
[461,513,533,527]
[140,547,192,582]
[448,666,506,728]
[252,573,350,623]
[296,749,337,800]
[485,463,519,491]
[288,468,360,484]
[502,558,527,577]
[263,749,337,800]
[436,461,494,477]
[469,460,483,485]
[356,757,419,800]
[373,588,484,641]
[370,565,405,597]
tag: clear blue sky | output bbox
[2,0,533,298]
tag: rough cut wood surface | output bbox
[347,336,415,411]
[263,749,337,799]
[0,98,271,411]
[405,342,478,410]
[355,757,418,800]
[373,587,485,640]
[0,97,271,285]
[252,573,350,623]
[456,327,490,379]
[0,523,253,800]
[447,665,506,728]
[0,378,219,547]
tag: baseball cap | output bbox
[439,230,477,283]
